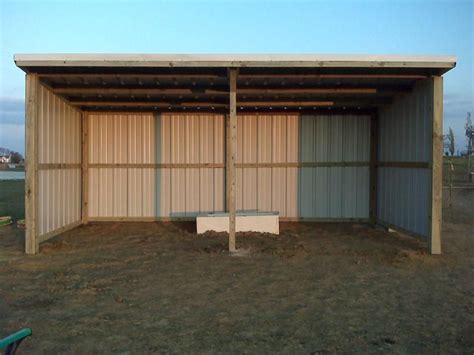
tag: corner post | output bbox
[430,76,443,254]
[81,112,89,224]
[227,68,238,252]
[369,111,379,225]
[25,73,39,254]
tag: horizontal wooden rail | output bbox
[377,161,430,169]
[88,162,370,169]
[54,87,379,96]
[39,73,224,79]
[237,88,377,94]
[39,73,427,80]
[71,101,336,108]
[70,101,228,107]
[53,88,228,95]
[38,163,82,170]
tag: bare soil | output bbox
[0,189,473,353]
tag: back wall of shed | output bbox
[86,113,370,220]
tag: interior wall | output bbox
[87,113,370,220]
[236,114,370,219]
[88,113,225,218]
[37,83,82,236]
[377,80,433,237]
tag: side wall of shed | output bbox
[377,79,436,240]
[37,83,82,239]
[86,113,370,220]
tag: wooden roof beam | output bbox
[238,74,427,79]
[38,73,224,79]
[52,87,228,95]
[53,87,381,95]
[70,101,336,107]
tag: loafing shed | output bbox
[14,54,456,255]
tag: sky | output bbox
[0,0,473,155]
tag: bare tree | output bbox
[466,112,473,155]
[465,112,473,179]
[444,127,456,156]
[10,151,23,164]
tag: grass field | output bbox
[0,180,24,221]
[443,156,472,183]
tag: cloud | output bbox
[0,97,24,125]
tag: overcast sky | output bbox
[1,0,473,154]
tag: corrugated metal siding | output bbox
[236,114,370,219]
[88,113,225,218]
[37,84,82,235]
[88,113,370,219]
[377,80,432,237]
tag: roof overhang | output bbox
[14,54,456,113]
[15,53,456,71]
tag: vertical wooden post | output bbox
[227,68,238,252]
[430,76,443,254]
[369,111,378,225]
[25,74,39,254]
[81,112,89,224]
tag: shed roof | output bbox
[14,54,456,113]
[15,53,456,71]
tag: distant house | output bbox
[0,155,11,164]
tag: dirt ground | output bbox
[0,190,473,353]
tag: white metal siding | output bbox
[37,84,82,235]
[88,113,370,220]
[377,80,432,237]
[88,113,225,218]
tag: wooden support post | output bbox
[81,112,89,224]
[227,68,238,252]
[25,74,39,254]
[430,76,443,254]
[369,112,378,225]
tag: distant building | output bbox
[0,155,11,164]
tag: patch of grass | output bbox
[0,180,24,221]
[443,156,472,183]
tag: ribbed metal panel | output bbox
[37,84,82,235]
[88,113,370,220]
[88,113,225,218]
[237,114,370,219]
[377,80,432,237]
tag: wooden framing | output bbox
[38,73,427,80]
[25,73,39,254]
[227,68,238,252]
[82,113,89,224]
[14,54,456,71]
[53,88,228,95]
[16,54,455,255]
[38,163,81,170]
[430,76,443,254]
[369,112,378,225]
[377,161,430,169]
[87,161,369,169]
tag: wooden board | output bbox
[430,76,443,254]
[25,74,39,254]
